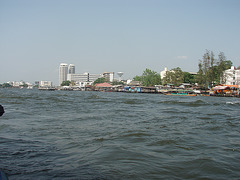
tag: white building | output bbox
[12,81,23,87]
[89,74,101,82]
[68,64,75,74]
[59,63,68,85]
[40,81,53,87]
[223,66,240,86]
[67,72,101,84]
[103,72,114,82]
[160,67,168,79]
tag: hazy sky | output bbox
[1,0,240,85]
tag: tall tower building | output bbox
[59,63,68,85]
[68,64,75,74]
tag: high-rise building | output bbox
[59,63,68,85]
[68,64,75,74]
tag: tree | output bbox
[132,69,161,86]
[183,72,195,84]
[61,81,71,86]
[111,81,124,85]
[133,75,143,82]
[93,77,106,85]
[1,83,12,88]
[217,52,227,84]
[201,50,211,88]
[209,51,215,86]
[217,52,233,84]
[195,62,204,87]
[142,68,161,86]
[163,67,184,86]
[196,50,233,88]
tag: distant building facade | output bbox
[67,72,100,84]
[12,81,24,87]
[223,66,240,85]
[160,67,168,79]
[89,74,101,82]
[40,81,53,87]
[103,72,114,82]
[6,81,33,88]
[59,63,68,85]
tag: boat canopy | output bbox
[212,86,228,90]
[213,85,239,90]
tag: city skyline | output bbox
[60,63,115,86]
[1,0,240,85]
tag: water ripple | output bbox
[0,89,240,179]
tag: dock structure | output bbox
[38,87,56,91]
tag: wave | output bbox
[88,94,102,99]
[122,131,150,138]
[226,101,240,105]
[148,139,178,146]
[123,100,143,104]
[158,99,208,107]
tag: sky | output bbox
[0,0,240,85]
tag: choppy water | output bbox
[0,89,240,180]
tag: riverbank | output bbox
[1,85,240,97]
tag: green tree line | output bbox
[132,50,237,87]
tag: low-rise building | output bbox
[67,73,101,85]
[95,82,113,91]
[9,81,32,88]
[40,81,53,87]
[223,66,240,86]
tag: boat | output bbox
[164,90,197,96]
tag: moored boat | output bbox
[164,90,197,96]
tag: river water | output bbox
[0,89,240,179]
